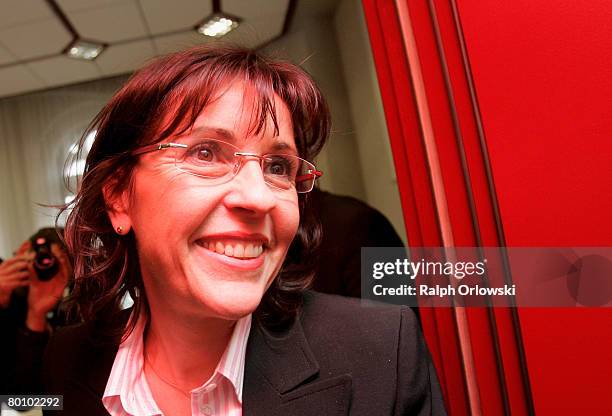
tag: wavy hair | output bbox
[60,45,330,341]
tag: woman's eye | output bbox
[187,141,220,163]
[196,147,214,161]
[270,163,287,175]
[265,157,295,176]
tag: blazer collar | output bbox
[245,315,319,394]
[242,313,352,415]
[85,311,133,398]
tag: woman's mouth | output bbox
[196,239,264,259]
[194,238,267,271]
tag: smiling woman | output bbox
[109,81,303,325]
[42,45,446,415]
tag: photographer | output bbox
[0,228,71,398]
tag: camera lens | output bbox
[32,237,59,281]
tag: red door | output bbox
[363,0,612,414]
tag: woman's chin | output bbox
[193,290,264,320]
[208,302,259,321]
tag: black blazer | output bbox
[43,291,446,415]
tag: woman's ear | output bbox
[103,180,132,235]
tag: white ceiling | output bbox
[0,0,291,98]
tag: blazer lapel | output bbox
[243,317,352,415]
[70,310,132,400]
[82,337,120,397]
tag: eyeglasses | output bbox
[131,138,323,193]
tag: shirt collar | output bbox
[208,313,252,402]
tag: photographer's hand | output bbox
[0,255,30,308]
[25,243,71,332]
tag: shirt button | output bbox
[202,404,213,415]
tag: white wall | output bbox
[0,77,126,258]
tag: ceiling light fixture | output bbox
[196,13,240,38]
[65,40,105,61]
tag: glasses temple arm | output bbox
[131,143,188,156]
[295,169,323,183]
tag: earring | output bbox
[116,226,124,234]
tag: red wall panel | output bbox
[364,0,612,413]
[456,0,612,413]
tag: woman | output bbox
[45,45,445,415]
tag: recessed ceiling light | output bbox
[65,40,105,61]
[196,14,240,38]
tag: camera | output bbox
[29,228,64,281]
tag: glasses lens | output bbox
[262,155,316,193]
[176,139,236,180]
[295,159,317,193]
[174,138,318,193]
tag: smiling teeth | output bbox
[201,241,263,259]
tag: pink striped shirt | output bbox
[102,311,252,416]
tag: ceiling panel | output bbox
[0,65,45,98]
[153,30,212,56]
[0,0,54,30]
[0,18,72,60]
[0,0,291,98]
[66,0,148,42]
[223,0,290,21]
[139,0,213,35]
[27,56,101,88]
[57,0,124,12]
[0,44,17,65]
[95,39,156,76]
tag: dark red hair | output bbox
[61,45,330,340]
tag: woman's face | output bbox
[109,82,300,320]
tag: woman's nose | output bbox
[223,159,277,215]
